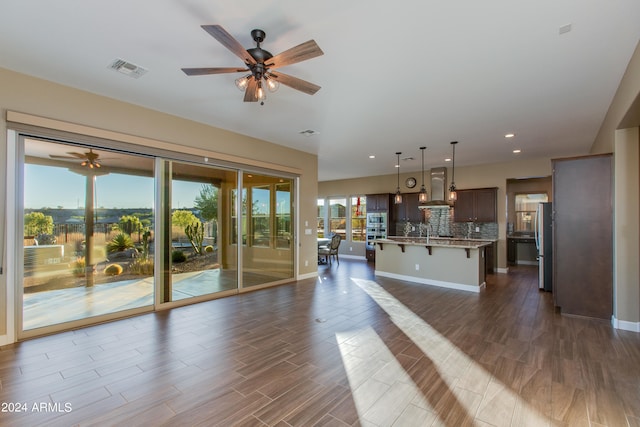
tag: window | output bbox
[275,182,291,249]
[317,198,325,238]
[328,197,346,240]
[350,195,366,241]
[251,186,271,247]
[231,188,247,245]
[515,193,548,232]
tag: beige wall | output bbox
[614,128,640,324]
[319,157,553,270]
[0,67,319,339]
[592,41,640,153]
[592,41,640,329]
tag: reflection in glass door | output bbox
[21,138,155,333]
[242,173,294,288]
[167,162,238,301]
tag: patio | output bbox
[23,269,240,330]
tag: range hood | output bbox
[419,167,452,208]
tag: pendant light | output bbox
[449,141,458,201]
[418,146,428,203]
[394,152,403,204]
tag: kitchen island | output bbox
[374,236,493,293]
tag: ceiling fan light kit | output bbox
[182,25,324,104]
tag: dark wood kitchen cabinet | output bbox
[553,154,612,320]
[391,192,422,223]
[453,187,497,222]
[366,193,391,212]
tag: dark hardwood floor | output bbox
[1,260,639,426]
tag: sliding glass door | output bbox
[16,136,297,338]
[242,173,294,288]
[164,161,238,302]
[21,138,155,333]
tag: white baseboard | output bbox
[0,335,11,347]
[612,316,640,333]
[496,267,509,274]
[297,271,318,280]
[337,254,366,260]
[375,270,483,293]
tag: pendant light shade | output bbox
[449,141,458,201]
[418,146,428,203]
[394,152,403,204]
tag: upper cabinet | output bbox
[391,192,422,223]
[453,188,497,222]
[366,193,391,212]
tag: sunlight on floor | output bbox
[336,326,438,425]
[337,277,552,426]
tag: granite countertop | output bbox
[376,236,493,249]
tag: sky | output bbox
[25,164,204,209]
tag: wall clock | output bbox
[405,177,417,189]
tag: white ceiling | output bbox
[2,1,640,181]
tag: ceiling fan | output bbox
[50,149,103,168]
[181,25,324,104]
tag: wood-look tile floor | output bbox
[1,260,639,426]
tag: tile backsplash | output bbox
[392,207,498,240]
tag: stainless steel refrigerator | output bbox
[535,202,553,291]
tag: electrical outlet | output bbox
[305,260,309,267]
[475,226,480,232]
[415,264,419,271]
[349,247,353,251]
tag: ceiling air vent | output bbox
[299,129,319,137]
[108,59,148,78]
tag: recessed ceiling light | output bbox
[513,149,521,154]
[445,158,452,162]
[505,133,515,138]
[369,155,376,159]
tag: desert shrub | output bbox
[204,245,214,253]
[172,250,187,263]
[129,258,154,275]
[107,233,134,253]
[118,215,144,235]
[103,264,123,276]
[69,257,85,276]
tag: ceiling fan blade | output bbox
[67,152,89,159]
[201,25,257,65]
[49,155,78,159]
[269,71,321,95]
[243,78,259,102]
[268,40,324,69]
[182,67,248,76]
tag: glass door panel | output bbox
[22,138,155,331]
[242,173,294,288]
[168,162,238,301]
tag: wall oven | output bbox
[366,212,387,248]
